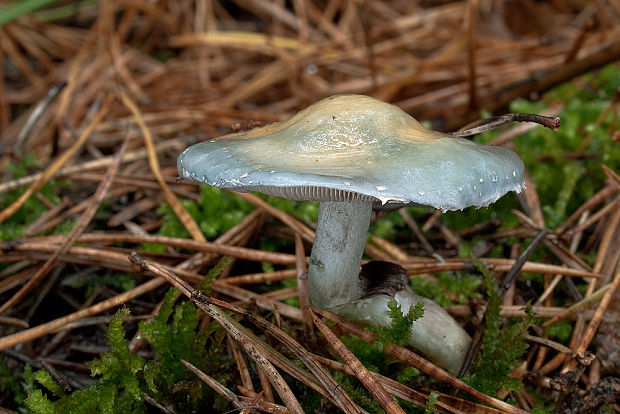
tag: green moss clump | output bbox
[0,153,73,240]
[334,371,385,413]
[341,299,424,372]
[138,287,231,411]
[33,370,65,399]
[0,357,35,410]
[26,308,147,413]
[25,261,233,413]
[337,300,425,411]
[424,391,439,414]
[410,272,482,307]
[374,300,425,351]
[155,186,254,243]
[545,320,573,343]
[199,257,231,293]
[464,258,534,397]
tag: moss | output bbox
[374,300,425,351]
[25,262,232,413]
[198,257,231,292]
[545,320,573,343]
[26,308,147,413]
[138,286,231,411]
[424,391,439,414]
[62,272,137,299]
[464,258,535,397]
[33,370,65,399]
[0,153,73,240]
[0,357,33,410]
[338,300,426,410]
[410,272,482,307]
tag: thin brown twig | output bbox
[237,388,289,414]
[312,307,528,414]
[563,197,620,238]
[14,80,67,156]
[220,269,297,285]
[3,233,296,265]
[458,230,548,377]
[450,113,561,137]
[0,277,165,352]
[400,257,600,279]
[128,252,305,414]
[565,269,620,370]
[309,307,406,414]
[543,282,612,327]
[564,19,593,63]
[209,283,301,320]
[0,45,9,131]
[227,335,255,394]
[466,0,478,110]
[311,353,473,414]
[440,305,589,319]
[398,208,435,255]
[119,91,206,243]
[0,125,128,316]
[181,359,245,409]
[295,233,313,333]
[0,95,111,224]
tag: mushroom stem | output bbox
[336,289,471,375]
[308,200,372,309]
[307,202,472,375]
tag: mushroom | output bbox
[178,94,525,374]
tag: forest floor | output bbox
[1,1,619,413]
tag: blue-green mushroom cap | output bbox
[178,95,525,211]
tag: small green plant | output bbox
[338,300,425,412]
[138,288,231,412]
[373,300,425,351]
[410,272,482,307]
[464,258,535,397]
[341,299,424,371]
[158,186,254,241]
[545,319,573,343]
[0,154,72,240]
[26,308,147,413]
[25,260,232,413]
[424,391,439,414]
[0,357,36,410]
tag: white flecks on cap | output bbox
[178,94,525,210]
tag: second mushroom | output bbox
[178,94,526,375]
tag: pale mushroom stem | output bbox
[307,199,472,375]
[308,200,372,309]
